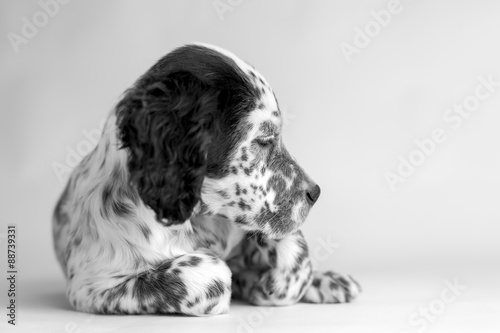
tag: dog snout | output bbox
[305,184,321,205]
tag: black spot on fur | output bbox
[217,190,229,199]
[238,199,251,211]
[73,237,82,247]
[139,224,151,241]
[178,256,202,267]
[102,184,112,209]
[241,147,248,161]
[112,200,131,217]
[204,302,217,314]
[265,276,275,295]
[235,215,248,225]
[206,279,226,299]
[268,248,277,267]
[186,296,201,308]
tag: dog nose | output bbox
[306,184,321,205]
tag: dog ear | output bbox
[116,71,218,225]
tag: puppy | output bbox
[53,43,361,315]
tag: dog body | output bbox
[53,44,360,315]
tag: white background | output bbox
[1,1,499,332]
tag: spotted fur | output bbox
[52,43,360,316]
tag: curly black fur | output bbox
[117,71,218,224]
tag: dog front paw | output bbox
[301,270,361,304]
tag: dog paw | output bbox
[301,270,361,304]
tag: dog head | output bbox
[117,44,320,239]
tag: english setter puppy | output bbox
[53,43,361,315]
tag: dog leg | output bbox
[67,251,231,316]
[229,230,313,306]
[300,270,361,304]
[229,230,361,305]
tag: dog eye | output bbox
[255,136,275,147]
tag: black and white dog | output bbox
[53,43,361,315]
